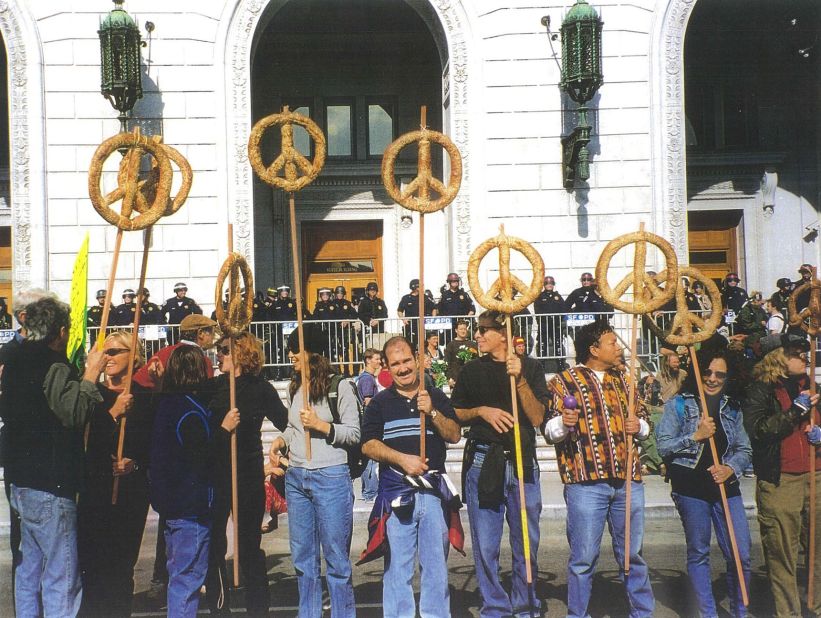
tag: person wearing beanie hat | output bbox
[745,333,821,616]
[268,322,359,616]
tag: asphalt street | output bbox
[0,476,807,617]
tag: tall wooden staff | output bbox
[382,107,462,456]
[111,137,193,504]
[248,107,326,460]
[467,225,544,614]
[646,263,747,606]
[788,266,821,604]
[595,224,678,573]
[215,240,256,587]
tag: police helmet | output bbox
[777,277,791,289]
[334,285,346,295]
[122,288,136,298]
[725,273,740,283]
[318,287,332,296]
[446,272,460,284]
[173,282,188,292]
[140,288,150,297]
[277,285,291,293]
[409,279,420,290]
[96,289,107,299]
[366,282,378,292]
[267,287,276,296]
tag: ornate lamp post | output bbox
[560,0,603,189]
[98,0,143,133]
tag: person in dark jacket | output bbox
[656,346,752,618]
[112,288,138,326]
[744,333,820,617]
[534,275,566,371]
[78,330,150,618]
[721,273,748,327]
[1,296,106,617]
[735,291,767,338]
[564,272,613,323]
[205,332,288,616]
[150,346,239,618]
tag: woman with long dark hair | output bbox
[656,346,752,617]
[205,332,287,616]
[149,345,239,618]
[745,334,821,616]
[78,331,148,617]
[268,326,360,617]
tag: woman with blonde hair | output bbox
[745,333,821,616]
[269,325,360,617]
[78,331,150,617]
[205,331,287,616]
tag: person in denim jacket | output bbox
[656,346,752,618]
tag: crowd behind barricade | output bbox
[0,261,819,617]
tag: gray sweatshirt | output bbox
[282,380,361,469]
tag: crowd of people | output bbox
[0,262,820,617]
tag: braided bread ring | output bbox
[88,131,173,231]
[214,253,256,337]
[130,138,193,217]
[595,230,679,314]
[248,111,326,192]
[467,230,544,313]
[647,266,723,345]
[381,128,462,214]
[788,268,821,336]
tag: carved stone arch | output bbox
[650,0,697,261]
[0,0,47,292]
[215,0,477,272]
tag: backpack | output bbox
[327,374,368,479]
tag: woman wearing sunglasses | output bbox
[77,331,148,617]
[205,332,287,616]
[656,346,752,617]
[745,333,821,616]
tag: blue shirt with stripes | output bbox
[361,384,458,472]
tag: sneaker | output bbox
[147,578,167,606]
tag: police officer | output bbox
[357,281,388,337]
[564,272,612,320]
[139,288,165,325]
[721,272,748,327]
[534,275,566,371]
[397,278,437,348]
[112,288,138,326]
[333,285,359,373]
[771,278,792,318]
[162,282,203,344]
[311,287,337,362]
[437,272,475,341]
[87,289,111,328]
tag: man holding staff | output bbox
[451,309,549,617]
[543,321,655,618]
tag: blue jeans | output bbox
[672,492,751,618]
[11,485,82,618]
[384,491,450,617]
[361,459,379,500]
[286,464,355,618]
[564,480,654,618]
[165,517,210,618]
[465,451,542,618]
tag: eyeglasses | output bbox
[581,277,593,282]
[726,278,739,283]
[217,345,231,355]
[789,352,809,361]
[477,326,502,334]
[104,348,129,356]
[701,369,727,380]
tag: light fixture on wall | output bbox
[559,0,603,189]
[400,214,413,229]
[99,0,144,133]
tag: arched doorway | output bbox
[218,0,476,314]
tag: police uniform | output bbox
[437,287,475,339]
[87,304,112,328]
[162,294,203,344]
[140,301,165,325]
[397,292,435,348]
[333,295,359,371]
[721,286,748,324]
[534,288,565,368]
[112,302,138,327]
[357,295,388,333]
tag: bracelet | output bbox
[430,409,439,420]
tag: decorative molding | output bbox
[760,169,778,216]
[0,1,47,293]
[220,0,474,279]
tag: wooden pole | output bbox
[111,226,152,504]
[227,225,241,587]
[288,193,311,461]
[505,316,534,588]
[810,334,817,606]
[623,312,639,574]
[417,106,428,458]
[688,346,748,606]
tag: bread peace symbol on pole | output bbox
[788,266,821,337]
[214,253,255,337]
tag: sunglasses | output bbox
[581,277,593,282]
[701,369,727,380]
[789,352,809,361]
[104,348,130,356]
[727,278,739,283]
[477,325,502,334]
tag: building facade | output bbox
[1,0,818,314]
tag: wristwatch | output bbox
[430,409,439,420]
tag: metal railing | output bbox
[78,310,748,377]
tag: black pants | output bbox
[205,473,270,616]
[78,481,150,618]
[4,476,20,605]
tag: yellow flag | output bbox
[67,233,89,368]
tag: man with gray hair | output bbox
[1,296,108,616]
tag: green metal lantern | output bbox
[99,0,143,132]
[559,0,603,188]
